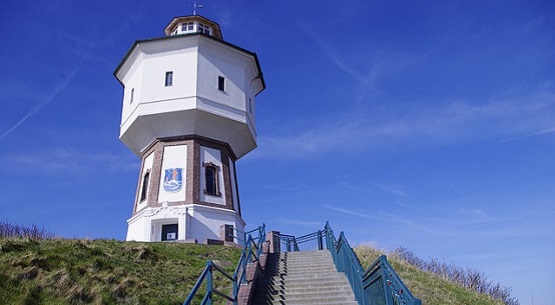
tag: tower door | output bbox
[161,224,178,241]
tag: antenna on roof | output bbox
[191,2,203,15]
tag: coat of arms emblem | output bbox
[163,168,183,193]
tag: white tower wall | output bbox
[116,15,264,245]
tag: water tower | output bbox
[114,14,265,243]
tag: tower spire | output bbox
[191,2,203,15]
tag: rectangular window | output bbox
[181,22,194,32]
[203,162,221,196]
[165,71,173,87]
[224,225,234,242]
[218,76,225,91]
[130,88,134,104]
[140,171,150,201]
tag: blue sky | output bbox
[1,1,554,304]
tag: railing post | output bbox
[317,230,323,250]
[233,274,238,304]
[206,261,213,305]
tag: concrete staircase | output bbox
[251,250,357,305]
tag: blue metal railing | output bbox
[324,222,421,305]
[325,225,366,304]
[278,230,325,252]
[182,224,266,305]
[279,223,421,305]
[362,255,421,305]
[234,225,266,286]
[228,226,265,245]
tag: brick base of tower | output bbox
[125,136,245,244]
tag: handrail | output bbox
[182,260,235,305]
[278,233,299,252]
[364,255,421,305]
[182,224,266,305]
[333,230,366,305]
[232,226,264,244]
[324,222,422,305]
[278,230,325,252]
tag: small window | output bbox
[248,97,252,113]
[165,71,173,87]
[198,23,210,34]
[203,162,221,196]
[218,76,225,91]
[181,22,194,32]
[140,171,150,201]
[130,88,134,104]
[224,224,234,242]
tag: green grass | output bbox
[0,238,240,305]
[1,238,509,305]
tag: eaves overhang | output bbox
[113,33,265,93]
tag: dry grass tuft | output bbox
[19,266,40,280]
[112,278,136,299]
[65,284,93,304]
[49,269,74,290]
[354,244,384,262]
[124,243,159,262]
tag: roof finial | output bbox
[191,2,203,15]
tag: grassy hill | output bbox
[0,239,240,305]
[1,238,508,305]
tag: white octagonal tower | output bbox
[115,14,265,244]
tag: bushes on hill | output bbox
[0,221,54,240]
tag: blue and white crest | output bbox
[163,168,183,193]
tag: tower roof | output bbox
[164,15,223,40]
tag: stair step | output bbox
[271,268,338,275]
[251,250,356,305]
[258,281,352,290]
[260,282,351,293]
[269,271,340,278]
[253,296,357,305]
[256,291,354,301]
[256,298,356,304]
